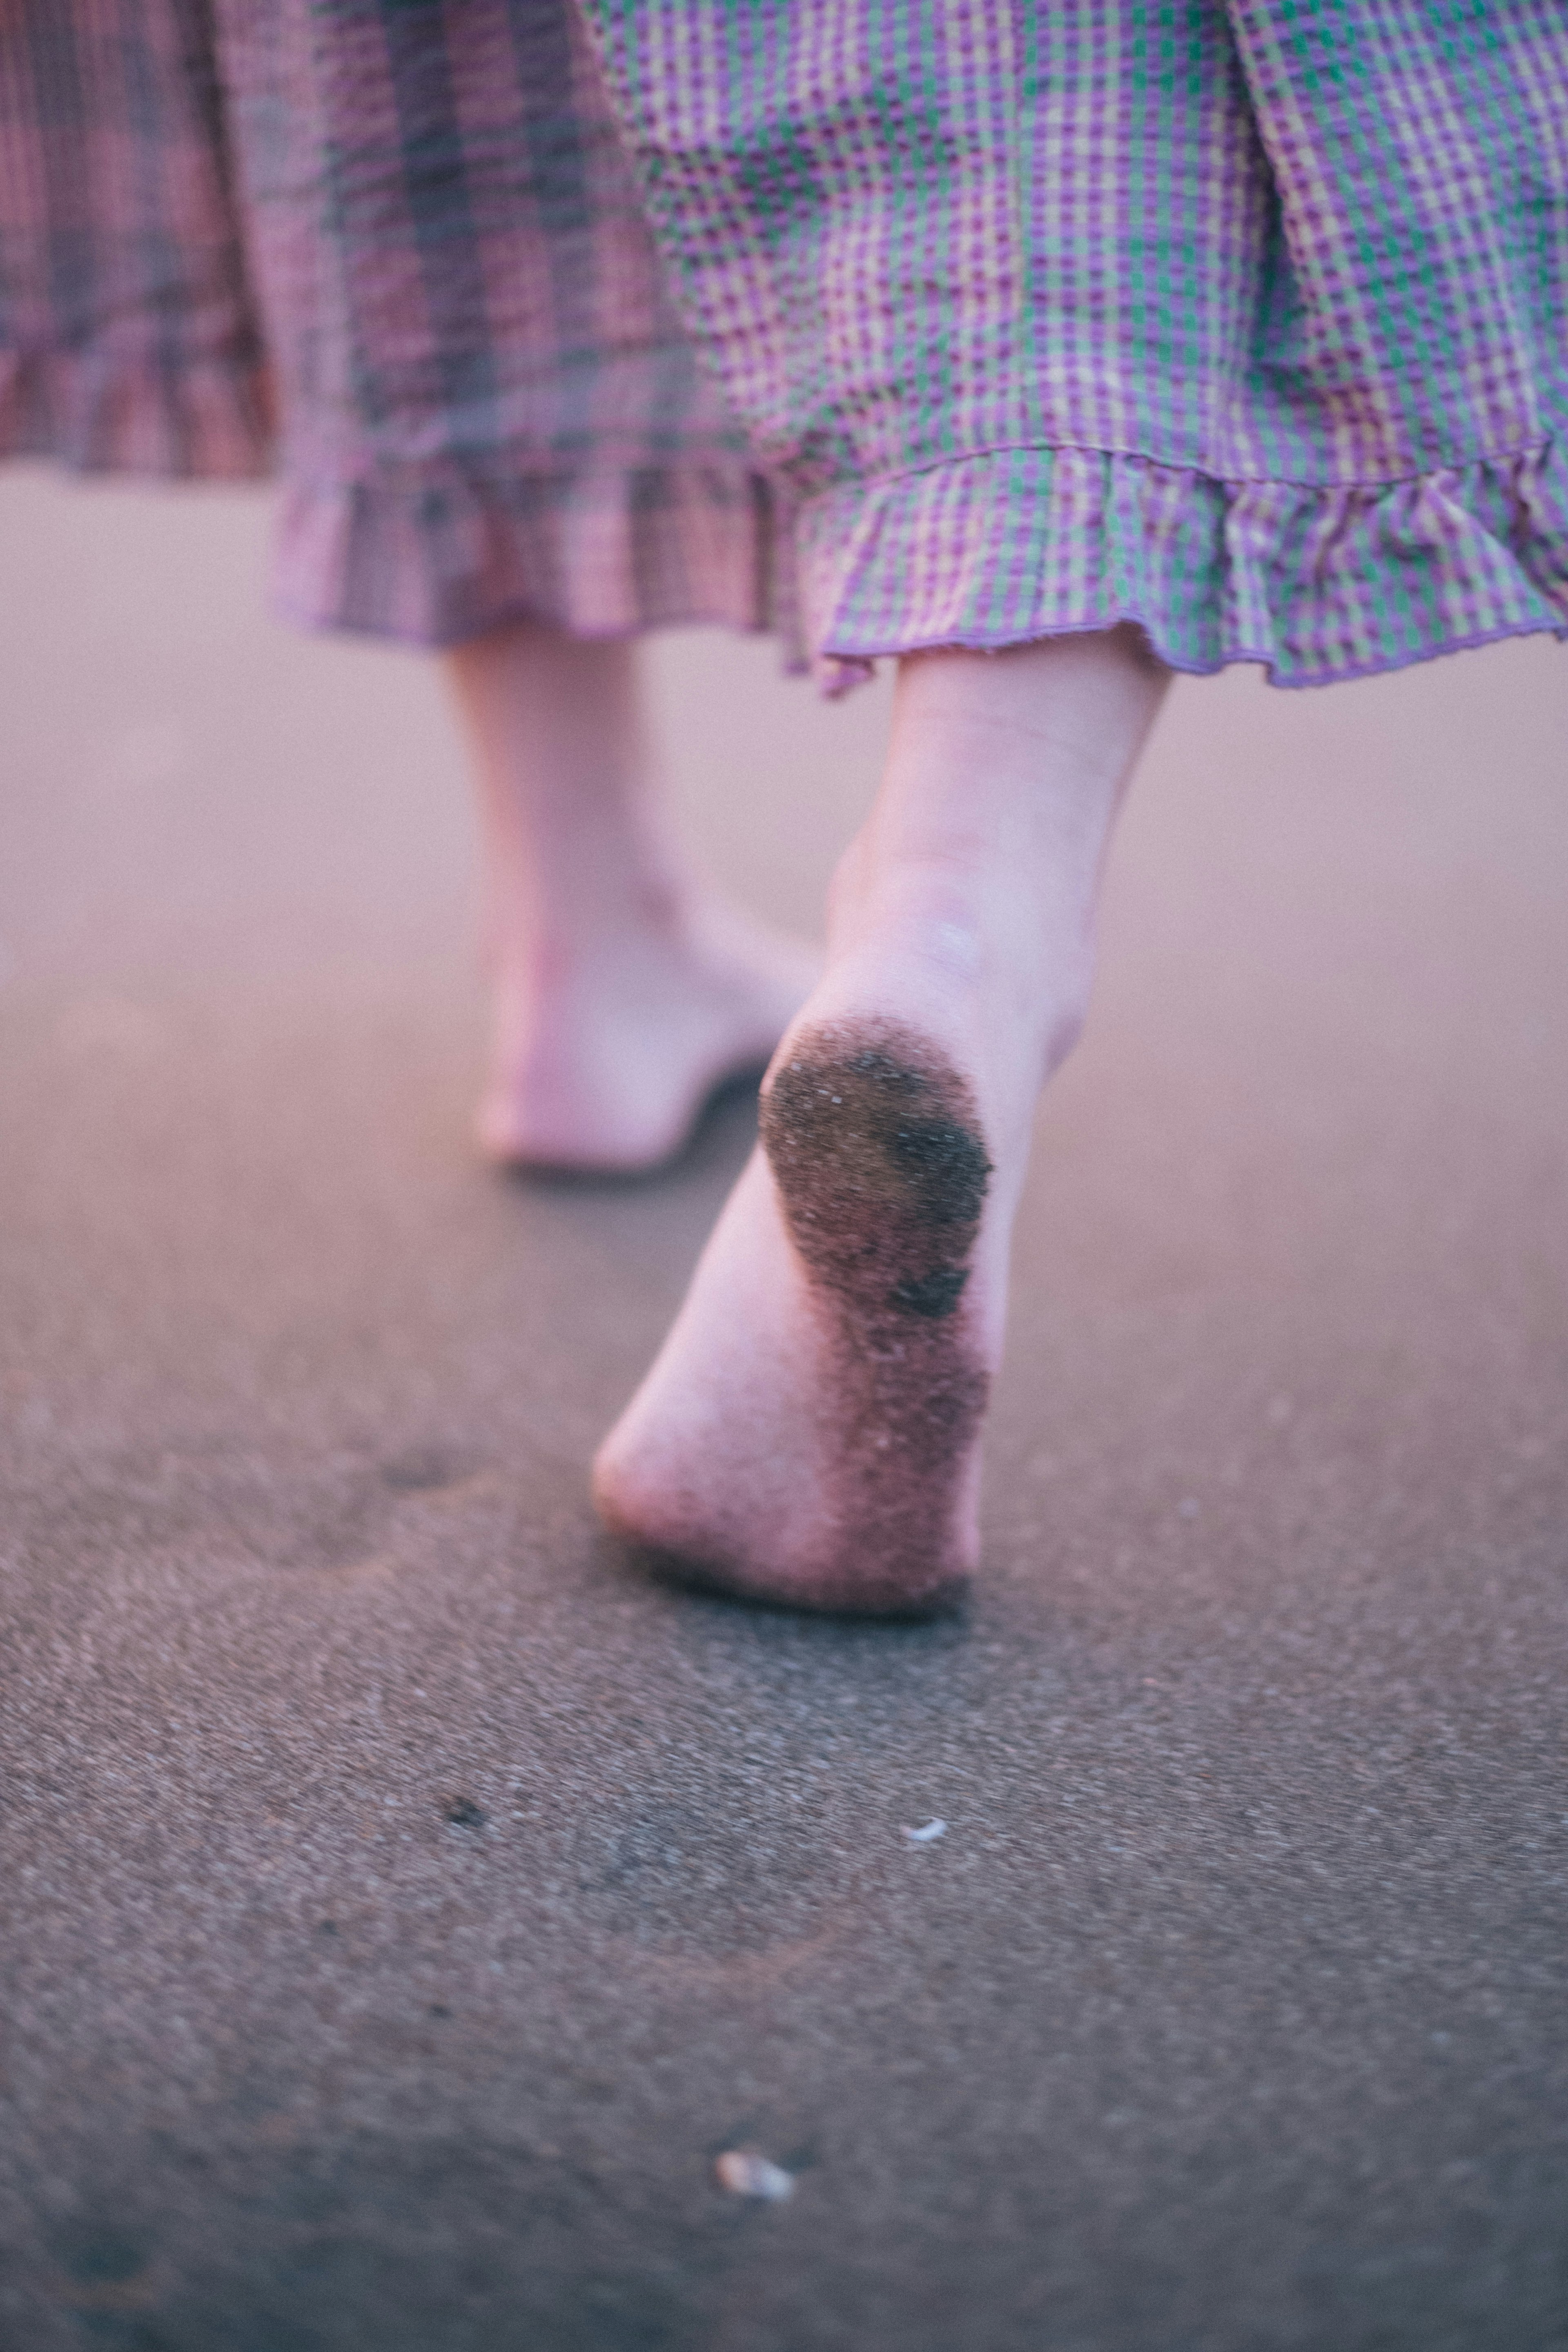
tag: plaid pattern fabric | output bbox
[582,0,1568,687]
[0,1,776,646]
[220,0,775,642]
[0,0,269,476]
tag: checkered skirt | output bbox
[0,0,777,645]
[5,1,1567,682]
[581,0,1568,687]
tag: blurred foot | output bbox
[443,624,818,1174]
[477,899,820,1173]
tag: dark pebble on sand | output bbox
[442,1796,488,1830]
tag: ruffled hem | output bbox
[795,439,1568,693]
[272,458,793,648]
[0,347,273,480]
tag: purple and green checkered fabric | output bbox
[7,2,1567,682]
[581,0,1568,687]
[1,0,777,646]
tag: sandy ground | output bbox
[2,468,1566,2351]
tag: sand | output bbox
[2,467,1566,2350]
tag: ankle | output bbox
[821,848,1094,1101]
[489,872,696,985]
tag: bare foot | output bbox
[594,1013,1003,1610]
[477,899,820,1172]
[444,623,818,1173]
[592,628,1169,1612]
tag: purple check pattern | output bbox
[6,1,1567,684]
[1,0,777,646]
[582,0,1568,686]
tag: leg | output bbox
[593,625,1168,1612]
[445,622,819,1171]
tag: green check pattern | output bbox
[581,0,1568,686]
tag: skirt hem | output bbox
[800,433,1568,691]
[270,457,793,651]
[0,349,273,481]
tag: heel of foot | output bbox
[761,1016,992,1327]
[756,1016,993,1601]
[591,1018,996,1621]
[624,1532,970,1621]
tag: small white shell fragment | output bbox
[715,2150,795,2201]
[902,1819,947,1843]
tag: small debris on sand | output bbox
[902,1818,947,1843]
[715,2151,795,2202]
